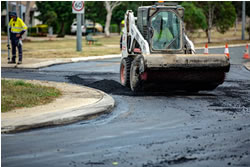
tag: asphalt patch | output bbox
[67,75,133,95]
[88,79,132,95]
[208,80,250,115]
[67,75,219,97]
[142,156,197,167]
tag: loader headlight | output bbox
[140,58,144,66]
[177,6,184,18]
[139,57,145,73]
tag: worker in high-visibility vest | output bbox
[8,12,27,64]
[152,14,173,50]
[120,20,125,50]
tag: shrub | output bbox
[110,24,119,33]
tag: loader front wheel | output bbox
[120,57,133,87]
[130,58,143,92]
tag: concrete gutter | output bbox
[1,79,115,133]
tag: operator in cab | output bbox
[152,14,173,50]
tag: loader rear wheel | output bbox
[120,57,133,87]
[130,58,143,92]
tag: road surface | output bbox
[2,46,250,167]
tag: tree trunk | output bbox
[234,17,237,36]
[248,20,250,40]
[207,2,215,43]
[105,11,112,37]
[207,29,211,43]
[23,1,31,40]
[57,22,65,37]
[104,1,121,37]
[205,29,209,42]
[93,21,96,34]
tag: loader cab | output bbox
[137,4,184,53]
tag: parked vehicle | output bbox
[70,22,86,35]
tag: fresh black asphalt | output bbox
[2,46,250,167]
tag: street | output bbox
[2,46,250,167]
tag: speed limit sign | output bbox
[72,1,84,14]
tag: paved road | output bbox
[196,46,249,65]
[2,46,250,167]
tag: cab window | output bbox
[151,11,181,50]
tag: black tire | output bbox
[130,57,143,92]
[120,57,133,87]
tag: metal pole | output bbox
[242,1,246,40]
[76,13,82,52]
[82,13,85,35]
[19,3,23,20]
[6,1,11,62]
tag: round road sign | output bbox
[72,1,84,13]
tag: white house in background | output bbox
[1,1,42,30]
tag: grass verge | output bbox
[1,79,61,112]
[1,36,121,58]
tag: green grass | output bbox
[1,79,61,112]
[1,36,121,58]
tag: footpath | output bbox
[1,55,121,134]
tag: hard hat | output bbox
[9,12,17,17]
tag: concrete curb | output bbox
[195,43,250,50]
[1,79,115,133]
[1,54,122,69]
[244,62,250,71]
[71,54,121,62]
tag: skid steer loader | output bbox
[120,2,230,92]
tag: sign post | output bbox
[72,1,84,52]
[242,1,246,40]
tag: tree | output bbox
[112,2,154,33]
[36,1,74,37]
[181,2,207,34]
[104,1,121,37]
[84,1,106,34]
[44,11,57,27]
[196,2,236,43]
[85,2,106,25]
[44,11,57,36]
[246,2,250,39]
[233,1,250,39]
[232,1,250,17]
[1,1,6,11]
